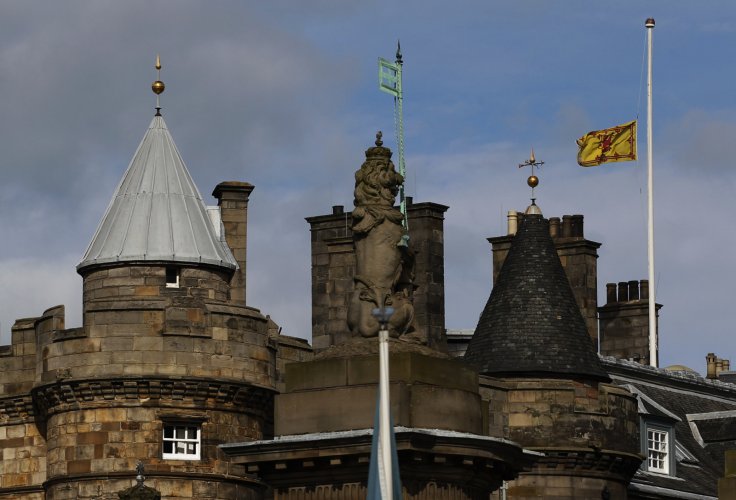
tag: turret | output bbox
[32,59,277,499]
[466,157,641,497]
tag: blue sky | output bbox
[0,1,734,374]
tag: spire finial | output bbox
[518,147,545,204]
[375,130,383,147]
[152,54,165,116]
[395,40,403,65]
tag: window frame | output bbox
[642,420,675,475]
[162,422,201,460]
[165,267,180,288]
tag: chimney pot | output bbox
[405,196,413,206]
[628,280,640,300]
[549,217,560,238]
[571,214,584,237]
[507,211,519,235]
[561,215,573,238]
[332,205,344,215]
[706,353,718,379]
[606,283,617,304]
[640,280,649,300]
[617,281,629,302]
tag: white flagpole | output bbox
[373,306,395,499]
[645,18,657,367]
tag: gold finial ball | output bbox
[527,175,539,188]
[152,80,165,95]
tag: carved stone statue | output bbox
[347,132,418,339]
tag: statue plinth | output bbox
[274,351,481,437]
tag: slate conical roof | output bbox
[77,115,237,274]
[464,211,608,380]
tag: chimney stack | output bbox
[706,352,732,380]
[212,181,254,305]
[599,280,661,365]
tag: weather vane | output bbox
[152,54,165,115]
[518,148,544,204]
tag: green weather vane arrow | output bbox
[379,41,408,243]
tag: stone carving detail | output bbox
[347,132,419,340]
[117,461,161,500]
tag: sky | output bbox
[0,1,734,375]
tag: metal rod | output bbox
[379,324,392,499]
[646,18,657,367]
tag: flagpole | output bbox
[373,306,394,500]
[645,17,657,368]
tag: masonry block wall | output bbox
[307,200,449,352]
[0,316,45,498]
[479,375,641,499]
[0,260,279,498]
[488,214,601,347]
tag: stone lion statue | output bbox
[347,133,419,340]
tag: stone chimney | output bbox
[212,181,254,305]
[599,280,662,365]
[706,352,732,380]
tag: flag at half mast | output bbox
[577,120,637,167]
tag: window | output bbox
[647,427,669,474]
[165,267,180,288]
[162,423,200,460]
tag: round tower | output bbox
[32,65,276,499]
[465,200,641,498]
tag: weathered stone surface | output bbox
[276,352,481,435]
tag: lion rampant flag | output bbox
[577,120,637,167]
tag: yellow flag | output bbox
[576,120,637,167]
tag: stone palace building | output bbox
[0,79,734,499]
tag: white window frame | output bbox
[646,425,670,474]
[165,267,180,288]
[162,423,201,460]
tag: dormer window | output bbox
[165,267,180,288]
[642,421,675,475]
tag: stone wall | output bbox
[41,405,264,499]
[0,259,279,498]
[479,375,642,498]
[0,316,46,495]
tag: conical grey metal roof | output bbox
[464,212,608,381]
[77,114,237,274]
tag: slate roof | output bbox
[77,114,237,274]
[606,357,736,498]
[464,212,608,380]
